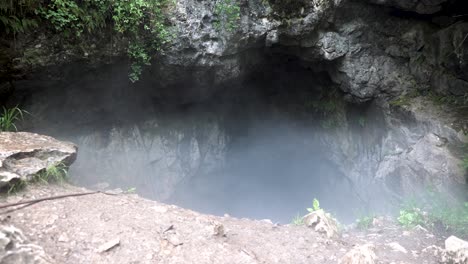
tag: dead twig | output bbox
[0,190,119,211]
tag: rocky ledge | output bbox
[0,132,77,189]
[0,184,467,264]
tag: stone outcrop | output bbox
[340,244,377,264]
[69,121,225,201]
[0,225,53,264]
[440,236,468,264]
[304,209,340,238]
[0,132,77,188]
[321,98,466,210]
[154,0,468,102]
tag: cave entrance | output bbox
[12,54,367,224]
[166,55,364,223]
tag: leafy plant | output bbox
[307,198,321,213]
[112,0,173,82]
[126,187,137,194]
[424,190,468,237]
[398,207,426,228]
[213,0,240,32]
[398,192,468,237]
[0,0,40,34]
[356,215,375,230]
[0,106,28,132]
[291,213,304,226]
[37,0,108,37]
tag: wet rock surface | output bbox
[0,132,77,188]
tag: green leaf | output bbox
[313,198,320,211]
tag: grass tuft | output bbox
[291,213,304,226]
[33,162,69,184]
[0,106,28,132]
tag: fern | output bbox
[0,0,40,34]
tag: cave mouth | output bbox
[12,53,373,224]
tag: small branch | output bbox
[0,190,118,211]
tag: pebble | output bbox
[97,238,120,253]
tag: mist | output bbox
[13,59,372,224]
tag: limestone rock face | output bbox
[69,121,225,201]
[367,0,447,14]
[154,0,468,102]
[0,225,53,264]
[321,98,466,210]
[0,132,77,188]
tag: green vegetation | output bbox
[126,187,137,194]
[0,0,173,82]
[4,162,69,195]
[34,162,69,184]
[291,213,304,226]
[389,89,420,107]
[112,0,173,82]
[7,180,27,195]
[213,0,240,32]
[290,198,321,226]
[397,206,426,228]
[398,191,468,237]
[356,214,375,230]
[307,198,321,213]
[0,0,39,34]
[0,106,28,132]
[390,89,468,109]
[427,91,468,107]
[37,0,108,37]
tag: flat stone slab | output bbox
[0,132,77,188]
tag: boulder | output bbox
[440,236,468,264]
[340,244,377,264]
[0,132,77,188]
[0,225,53,264]
[303,209,339,238]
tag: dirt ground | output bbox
[0,184,446,263]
